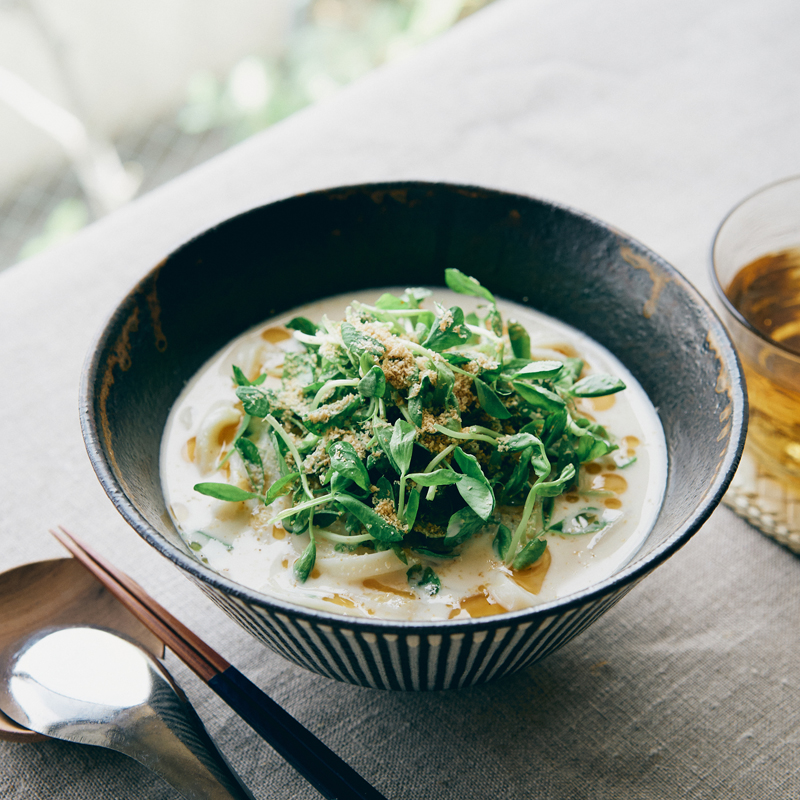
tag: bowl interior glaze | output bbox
[82,182,745,629]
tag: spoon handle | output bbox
[209,665,387,800]
[114,657,258,800]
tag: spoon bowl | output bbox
[0,558,163,742]
[0,558,253,800]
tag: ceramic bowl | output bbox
[81,181,746,690]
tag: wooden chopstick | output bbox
[51,527,389,800]
[52,527,225,680]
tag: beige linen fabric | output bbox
[1,0,799,797]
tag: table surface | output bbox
[2,0,799,797]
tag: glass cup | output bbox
[711,175,800,550]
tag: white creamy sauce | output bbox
[161,289,667,621]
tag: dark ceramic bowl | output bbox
[81,182,746,690]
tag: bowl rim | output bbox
[80,179,747,634]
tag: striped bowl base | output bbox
[192,577,642,691]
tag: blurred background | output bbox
[0,0,494,273]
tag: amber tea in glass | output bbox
[713,177,800,496]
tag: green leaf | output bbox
[331,471,365,495]
[511,360,564,381]
[452,447,495,520]
[235,437,264,493]
[413,310,436,331]
[297,433,320,455]
[452,446,484,481]
[314,511,340,529]
[303,395,362,435]
[282,352,316,385]
[407,564,441,596]
[375,292,409,310]
[334,494,404,542]
[389,544,408,564]
[486,306,503,337]
[560,507,622,535]
[570,374,626,397]
[376,475,395,504]
[432,361,456,408]
[501,357,531,374]
[294,538,316,582]
[302,380,325,399]
[444,268,495,303]
[587,420,610,437]
[358,365,386,398]
[533,463,576,498]
[455,476,495,520]
[263,472,300,506]
[563,507,602,534]
[474,378,511,419]
[542,409,568,446]
[507,320,531,359]
[407,373,434,426]
[236,386,273,417]
[235,436,261,465]
[576,433,616,463]
[519,419,543,435]
[269,430,290,476]
[442,352,473,366]
[407,393,424,427]
[217,412,252,469]
[283,508,310,534]
[414,320,431,343]
[340,321,385,357]
[512,538,547,570]
[502,446,533,499]
[513,381,566,412]
[422,304,471,352]
[444,506,486,547]
[286,316,319,336]
[372,423,401,474]
[499,432,540,452]
[358,352,375,374]
[327,441,371,491]
[232,365,252,386]
[613,452,637,469]
[541,495,555,528]
[404,489,421,530]
[529,438,551,478]
[493,523,511,559]
[553,357,584,389]
[406,469,461,487]
[389,419,417,476]
[194,483,261,503]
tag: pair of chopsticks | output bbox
[51,527,387,800]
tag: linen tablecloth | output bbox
[2,0,799,797]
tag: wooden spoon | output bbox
[0,558,163,742]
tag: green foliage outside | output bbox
[176,0,495,142]
[17,0,495,263]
